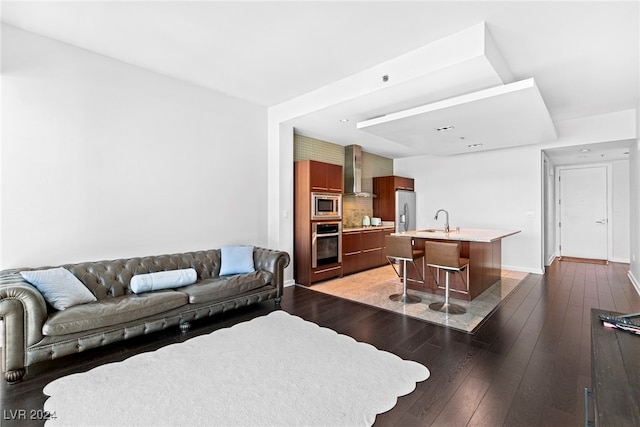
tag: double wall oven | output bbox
[312,221,342,268]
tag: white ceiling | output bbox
[2,1,638,161]
[356,79,558,156]
[544,139,635,166]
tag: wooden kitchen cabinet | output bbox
[325,163,343,193]
[305,160,343,193]
[294,160,344,286]
[394,176,414,191]
[342,228,389,275]
[373,175,415,221]
[342,230,362,275]
[380,228,393,265]
[360,229,384,270]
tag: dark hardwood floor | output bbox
[2,260,639,426]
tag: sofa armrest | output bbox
[253,247,290,299]
[0,270,48,381]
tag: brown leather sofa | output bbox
[0,247,290,383]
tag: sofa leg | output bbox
[179,322,191,333]
[5,368,26,384]
[274,297,281,306]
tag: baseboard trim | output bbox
[628,271,640,296]
[502,265,544,275]
[609,257,631,264]
[284,279,296,288]
[558,256,608,265]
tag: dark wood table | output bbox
[590,308,640,426]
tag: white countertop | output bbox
[343,225,395,232]
[392,228,521,243]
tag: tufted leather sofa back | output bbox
[64,250,221,300]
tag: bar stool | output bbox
[385,235,424,304]
[425,241,469,315]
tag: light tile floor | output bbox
[306,265,528,333]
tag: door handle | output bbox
[595,219,606,224]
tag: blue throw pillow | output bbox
[130,268,198,294]
[220,245,255,275]
[20,267,97,310]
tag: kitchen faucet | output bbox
[434,209,450,233]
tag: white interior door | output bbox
[559,166,608,260]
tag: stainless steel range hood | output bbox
[344,145,375,197]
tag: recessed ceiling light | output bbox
[467,143,483,148]
[580,148,591,153]
[339,118,349,123]
[436,125,454,132]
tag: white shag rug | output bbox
[43,310,430,427]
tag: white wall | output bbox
[612,160,630,262]
[1,25,268,268]
[394,144,544,273]
[542,153,556,265]
[630,104,640,291]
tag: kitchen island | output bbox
[392,228,520,300]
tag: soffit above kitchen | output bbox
[289,22,557,157]
[356,78,557,156]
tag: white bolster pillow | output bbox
[130,268,197,294]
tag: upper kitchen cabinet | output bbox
[373,175,415,221]
[394,176,414,191]
[300,160,343,193]
[386,176,414,191]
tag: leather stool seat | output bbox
[385,235,424,304]
[425,240,468,315]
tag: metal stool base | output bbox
[429,301,466,315]
[389,293,421,304]
[389,257,421,305]
[428,265,466,315]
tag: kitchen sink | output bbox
[419,228,446,233]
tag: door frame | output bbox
[555,163,612,261]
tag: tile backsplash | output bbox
[294,134,393,228]
[343,196,373,228]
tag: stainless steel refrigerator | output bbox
[395,190,416,233]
